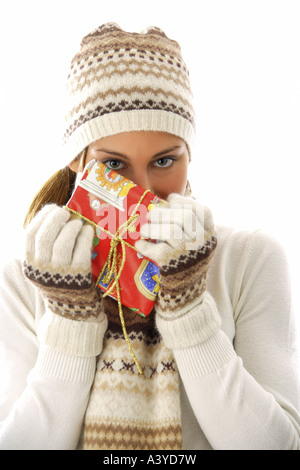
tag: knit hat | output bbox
[63,23,195,165]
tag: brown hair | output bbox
[23,150,87,228]
[23,166,76,228]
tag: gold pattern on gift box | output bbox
[79,162,136,211]
[134,260,162,302]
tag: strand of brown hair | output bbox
[23,166,76,228]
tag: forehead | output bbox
[88,131,186,152]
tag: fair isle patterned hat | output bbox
[63,23,195,164]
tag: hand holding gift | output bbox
[23,204,105,324]
[135,193,217,319]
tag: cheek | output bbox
[156,168,188,199]
[175,175,189,196]
[173,163,189,194]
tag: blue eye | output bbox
[104,160,125,170]
[154,158,173,168]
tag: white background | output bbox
[0,0,299,338]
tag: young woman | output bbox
[0,23,299,450]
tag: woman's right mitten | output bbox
[23,204,105,324]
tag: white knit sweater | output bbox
[0,225,299,450]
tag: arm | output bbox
[136,196,300,449]
[0,206,107,450]
[164,232,300,450]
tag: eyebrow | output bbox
[94,145,182,160]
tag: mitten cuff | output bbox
[38,310,108,357]
[156,292,221,350]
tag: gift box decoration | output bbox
[66,160,166,319]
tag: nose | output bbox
[129,170,153,194]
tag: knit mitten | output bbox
[135,193,219,349]
[23,204,104,324]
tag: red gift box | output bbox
[66,159,165,318]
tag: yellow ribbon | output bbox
[64,189,150,375]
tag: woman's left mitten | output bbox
[136,194,220,348]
